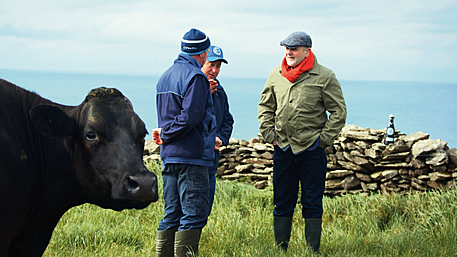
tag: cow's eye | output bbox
[85,131,97,141]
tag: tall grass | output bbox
[43,162,457,256]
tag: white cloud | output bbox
[0,0,456,82]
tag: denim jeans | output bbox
[272,145,327,219]
[208,150,219,216]
[208,173,216,216]
[158,163,210,231]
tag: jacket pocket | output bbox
[296,83,323,112]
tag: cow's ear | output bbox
[30,105,75,137]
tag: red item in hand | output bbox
[209,80,218,94]
[152,128,163,145]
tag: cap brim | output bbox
[280,43,300,49]
[207,57,228,64]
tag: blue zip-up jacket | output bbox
[156,53,216,166]
[209,79,234,174]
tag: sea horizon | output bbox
[1,68,456,148]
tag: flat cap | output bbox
[280,31,312,48]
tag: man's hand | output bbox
[152,128,163,145]
[215,136,222,150]
[209,80,218,94]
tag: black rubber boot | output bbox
[174,228,202,257]
[156,227,178,257]
[305,218,322,255]
[274,216,293,251]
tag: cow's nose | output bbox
[125,173,159,202]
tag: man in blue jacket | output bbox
[201,45,234,215]
[153,28,216,257]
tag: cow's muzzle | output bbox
[124,171,159,203]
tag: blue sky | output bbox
[1,0,456,83]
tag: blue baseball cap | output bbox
[280,31,312,49]
[206,45,228,64]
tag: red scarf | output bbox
[281,50,315,82]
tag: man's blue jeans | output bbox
[158,163,210,231]
[272,145,327,219]
[208,150,219,216]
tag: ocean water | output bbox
[1,69,456,148]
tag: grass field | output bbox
[43,162,457,256]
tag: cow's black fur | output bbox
[0,79,158,256]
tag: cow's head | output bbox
[30,87,158,210]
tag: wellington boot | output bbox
[305,218,322,255]
[274,216,293,251]
[156,227,178,257]
[174,228,202,257]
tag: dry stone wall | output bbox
[143,125,457,197]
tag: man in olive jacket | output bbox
[258,31,346,254]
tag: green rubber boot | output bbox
[305,218,322,255]
[156,227,178,257]
[174,229,202,257]
[274,216,293,251]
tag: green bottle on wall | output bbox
[384,114,395,144]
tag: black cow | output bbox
[0,79,158,256]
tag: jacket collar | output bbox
[176,53,202,69]
[214,78,223,90]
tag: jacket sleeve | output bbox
[161,75,209,143]
[216,90,234,146]
[258,72,277,144]
[319,71,347,148]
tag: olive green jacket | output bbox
[258,58,347,153]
